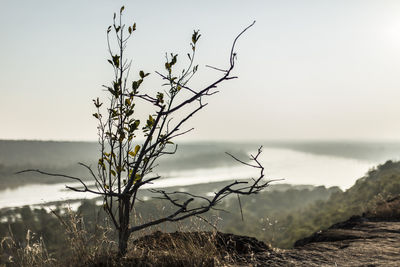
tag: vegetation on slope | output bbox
[223,160,400,247]
[1,160,400,265]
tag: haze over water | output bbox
[2,2,400,209]
[0,140,399,209]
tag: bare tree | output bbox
[19,7,272,256]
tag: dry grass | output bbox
[0,208,117,267]
[0,202,272,267]
[90,216,238,266]
[52,208,117,267]
[0,210,244,266]
[123,231,227,267]
[1,229,55,267]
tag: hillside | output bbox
[71,199,400,266]
[222,160,400,248]
[245,201,400,266]
[2,160,400,266]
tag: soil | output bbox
[93,198,400,266]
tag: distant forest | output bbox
[1,159,400,261]
[2,140,400,189]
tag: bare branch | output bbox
[225,152,260,169]
[16,169,120,197]
[230,20,256,66]
[128,146,272,234]
[205,64,228,73]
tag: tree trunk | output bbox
[118,226,129,256]
[118,197,131,256]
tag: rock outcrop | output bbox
[251,197,400,266]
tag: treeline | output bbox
[222,160,400,247]
[0,141,250,189]
[1,160,400,259]
[0,184,338,259]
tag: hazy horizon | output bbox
[2,137,400,143]
[1,0,400,141]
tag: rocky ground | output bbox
[90,198,400,266]
[240,197,400,266]
[255,217,400,266]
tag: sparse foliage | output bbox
[19,7,272,256]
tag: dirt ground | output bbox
[244,216,400,266]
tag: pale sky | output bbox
[1,0,400,141]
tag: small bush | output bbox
[365,195,400,219]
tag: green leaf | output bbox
[128,145,140,157]
[147,115,154,127]
[98,159,106,170]
[132,79,143,91]
[132,23,136,31]
[132,81,138,90]
[112,55,120,67]
[134,145,140,155]
[110,170,116,176]
[157,92,164,104]
[93,98,102,108]
[113,80,121,91]
[134,174,141,182]
[192,30,201,44]
[192,33,196,44]
[128,26,132,34]
[131,120,140,131]
[108,88,116,96]
[139,70,150,79]
[171,55,177,65]
[120,6,125,13]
